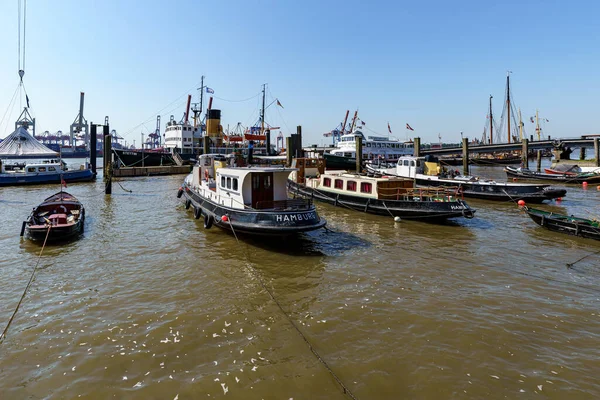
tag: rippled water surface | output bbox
[1,161,600,399]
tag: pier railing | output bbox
[377,186,461,201]
[255,198,313,210]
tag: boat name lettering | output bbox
[276,212,316,222]
[450,205,466,210]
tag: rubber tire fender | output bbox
[204,214,214,229]
[194,206,202,219]
[185,199,191,209]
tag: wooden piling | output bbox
[90,123,97,176]
[104,126,112,195]
[595,138,600,167]
[286,137,292,167]
[355,136,363,173]
[413,137,421,157]
[580,146,587,160]
[462,138,469,175]
[521,138,529,167]
[536,150,542,172]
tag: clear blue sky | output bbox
[1,0,598,146]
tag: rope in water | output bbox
[0,224,51,344]
[225,217,359,400]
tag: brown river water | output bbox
[1,160,599,399]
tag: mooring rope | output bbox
[225,217,359,399]
[0,224,51,344]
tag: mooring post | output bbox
[580,146,587,161]
[104,125,112,195]
[594,138,600,167]
[413,137,421,157]
[462,137,469,175]
[203,136,210,156]
[90,123,97,176]
[536,149,542,172]
[521,138,529,168]
[355,136,363,173]
[286,137,292,167]
[296,126,303,158]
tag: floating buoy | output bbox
[221,215,229,222]
[597,186,600,191]
[582,181,588,188]
[394,216,401,222]
[517,200,526,207]
[556,197,562,202]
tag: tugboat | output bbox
[288,158,475,222]
[178,154,326,235]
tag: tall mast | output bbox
[489,95,493,144]
[535,109,541,140]
[261,83,266,135]
[199,75,204,129]
[506,72,511,144]
[518,108,523,141]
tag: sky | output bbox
[0,0,599,147]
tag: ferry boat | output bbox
[325,130,414,170]
[0,116,94,186]
[287,158,475,221]
[177,154,326,236]
[367,156,566,203]
[0,158,94,186]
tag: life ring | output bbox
[204,169,209,181]
[194,206,202,219]
[204,214,214,229]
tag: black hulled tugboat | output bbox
[178,154,326,236]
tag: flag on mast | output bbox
[206,87,214,94]
[388,122,392,134]
[276,99,284,108]
[406,123,414,131]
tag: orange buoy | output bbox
[583,181,588,187]
[517,200,526,207]
[556,197,562,202]
[221,215,229,222]
[597,186,600,190]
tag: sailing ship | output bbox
[474,73,527,165]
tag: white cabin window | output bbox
[221,176,226,187]
[232,178,238,191]
[226,177,231,189]
[39,167,46,172]
[28,167,35,172]
[403,160,409,166]
[48,167,56,171]
[410,161,415,167]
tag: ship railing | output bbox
[377,186,461,201]
[255,198,313,211]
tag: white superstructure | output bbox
[164,117,202,155]
[329,130,414,161]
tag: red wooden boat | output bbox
[21,191,85,241]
